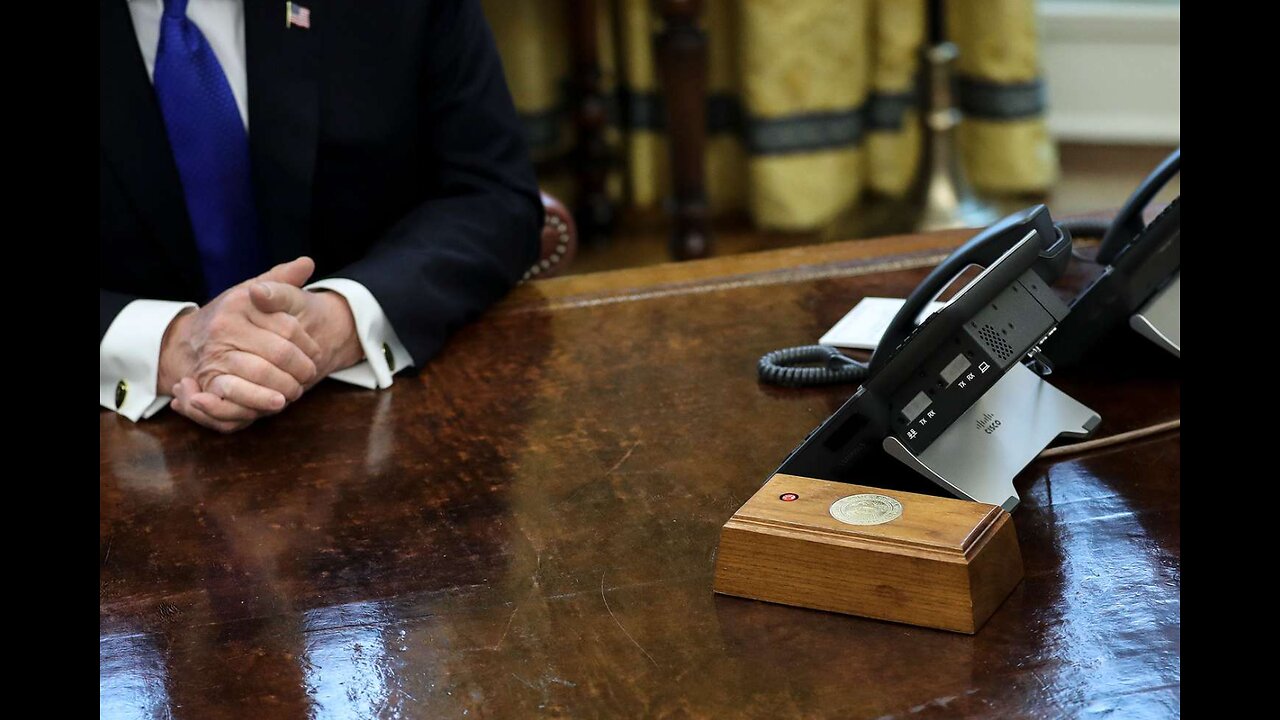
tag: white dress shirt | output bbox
[101,0,413,421]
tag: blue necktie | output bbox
[153,0,265,298]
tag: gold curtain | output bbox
[482,0,1057,232]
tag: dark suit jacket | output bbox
[100,0,542,366]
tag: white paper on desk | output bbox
[819,297,948,350]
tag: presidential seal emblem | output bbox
[829,494,903,526]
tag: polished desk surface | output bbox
[101,230,1181,719]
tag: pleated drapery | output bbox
[483,0,1057,231]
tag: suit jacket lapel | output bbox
[100,0,205,295]
[245,0,321,268]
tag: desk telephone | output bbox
[760,148,1181,509]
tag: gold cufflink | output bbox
[382,343,395,372]
[115,380,128,409]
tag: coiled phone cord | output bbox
[757,345,869,387]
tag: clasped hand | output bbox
[157,257,363,432]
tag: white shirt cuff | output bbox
[306,278,413,389]
[100,299,197,421]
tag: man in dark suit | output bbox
[100,0,541,432]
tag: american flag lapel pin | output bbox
[285,2,311,29]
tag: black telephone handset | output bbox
[755,205,1071,389]
[775,205,1073,484]
[869,204,1071,376]
[1045,148,1180,366]
[1096,148,1179,265]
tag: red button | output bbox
[779,493,799,502]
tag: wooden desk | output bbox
[100,230,1181,718]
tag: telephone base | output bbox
[884,363,1100,511]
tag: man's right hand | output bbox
[158,258,322,432]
